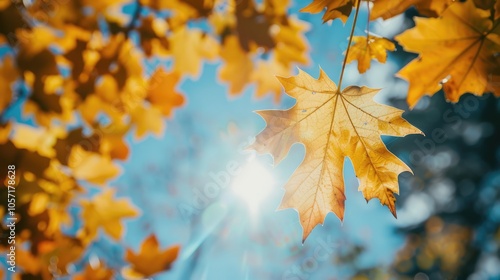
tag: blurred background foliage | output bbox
[0,0,499,279]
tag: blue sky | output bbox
[103,4,416,279]
[0,1,422,278]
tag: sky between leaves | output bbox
[1,0,500,278]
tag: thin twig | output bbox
[366,0,370,40]
[338,0,362,90]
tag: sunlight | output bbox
[231,159,275,214]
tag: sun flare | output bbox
[231,160,275,214]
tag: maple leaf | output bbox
[219,35,253,94]
[79,189,138,242]
[273,17,310,67]
[68,146,120,184]
[123,235,180,278]
[474,0,500,19]
[371,0,454,20]
[147,67,185,117]
[131,105,165,139]
[94,122,131,160]
[74,262,114,280]
[170,27,219,78]
[301,0,356,23]
[346,35,395,74]
[250,69,422,240]
[251,56,290,102]
[138,16,170,57]
[395,0,500,107]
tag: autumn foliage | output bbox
[1,0,499,278]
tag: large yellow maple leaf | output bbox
[396,0,500,107]
[251,69,422,240]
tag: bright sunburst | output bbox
[231,159,275,215]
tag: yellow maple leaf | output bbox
[219,35,254,95]
[68,146,120,184]
[395,0,500,107]
[170,27,219,78]
[250,69,422,240]
[273,17,310,67]
[346,35,396,74]
[94,122,131,160]
[251,56,290,102]
[301,0,357,23]
[74,262,114,280]
[123,235,180,278]
[131,105,165,139]
[79,189,138,242]
[371,0,454,20]
[11,124,63,158]
[147,68,185,116]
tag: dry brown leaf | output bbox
[346,35,395,73]
[251,69,422,240]
[396,0,500,107]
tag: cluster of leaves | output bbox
[1,0,500,278]
[252,0,500,240]
[0,0,309,278]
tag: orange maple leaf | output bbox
[123,235,180,278]
[396,0,500,107]
[79,189,138,242]
[147,67,185,117]
[346,35,396,74]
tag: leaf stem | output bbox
[366,0,370,40]
[338,0,362,91]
